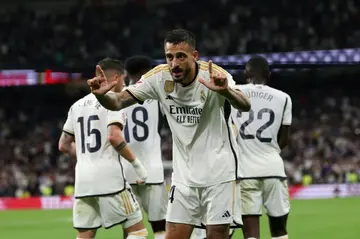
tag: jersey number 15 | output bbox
[77,115,101,153]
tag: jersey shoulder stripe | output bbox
[198,60,229,75]
[143,64,169,79]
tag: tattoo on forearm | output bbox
[118,92,137,108]
[226,89,251,111]
[114,141,127,151]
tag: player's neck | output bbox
[181,62,199,87]
[249,77,266,85]
[130,79,138,85]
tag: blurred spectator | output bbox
[0,0,360,68]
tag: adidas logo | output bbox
[222,210,231,218]
[166,95,174,100]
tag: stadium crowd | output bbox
[0,0,359,68]
[0,0,360,198]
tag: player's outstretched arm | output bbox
[219,88,251,111]
[108,125,147,184]
[199,60,251,111]
[97,90,138,111]
[87,65,138,111]
[58,132,76,159]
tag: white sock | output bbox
[154,231,166,239]
[77,238,94,239]
[272,235,288,239]
[247,237,257,239]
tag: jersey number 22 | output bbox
[238,108,275,143]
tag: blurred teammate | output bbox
[230,56,292,239]
[88,29,250,239]
[58,58,149,239]
[122,55,167,239]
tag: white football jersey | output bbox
[126,61,239,187]
[63,93,127,197]
[121,95,164,184]
[230,84,292,178]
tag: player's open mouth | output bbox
[172,69,183,77]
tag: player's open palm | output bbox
[199,60,228,92]
[87,65,117,96]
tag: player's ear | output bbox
[119,73,126,85]
[267,72,271,82]
[192,50,198,61]
[244,70,249,81]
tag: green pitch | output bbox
[1,197,359,239]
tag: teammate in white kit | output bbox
[87,29,251,239]
[122,55,167,239]
[58,58,149,239]
[230,56,292,239]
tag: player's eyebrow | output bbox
[165,52,188,58]
[175,52,188,57]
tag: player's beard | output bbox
[171,67,190,83]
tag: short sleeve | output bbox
[227,73,236,88]
[159,102,165,116]
[108,109,127,128]
[282,95,292,126]
[126,68,161,103]
[63,106,74,136]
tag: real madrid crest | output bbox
[200,90,206,103]
[164,80,175,94]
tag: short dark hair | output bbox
[164,29,196,48]
[97,58,124,74]
[124,55,153,75]
[246,55,270,77]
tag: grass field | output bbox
[1,197,359,239]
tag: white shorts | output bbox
[241,178,290,217]
[130,183,167,221]
[73,188,143,230]
[166,180,242,228]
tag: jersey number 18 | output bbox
[124,107,149,142]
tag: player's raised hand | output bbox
[87,65,117,96]
[199,60,228,92]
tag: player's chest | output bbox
[160,80,211,105]
[160,81,216,125]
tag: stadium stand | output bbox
[0,0,359,68]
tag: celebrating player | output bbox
[122,55,167,239]
[59,58,149,239]
[230,56,292,239]
[87,29,250,239]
